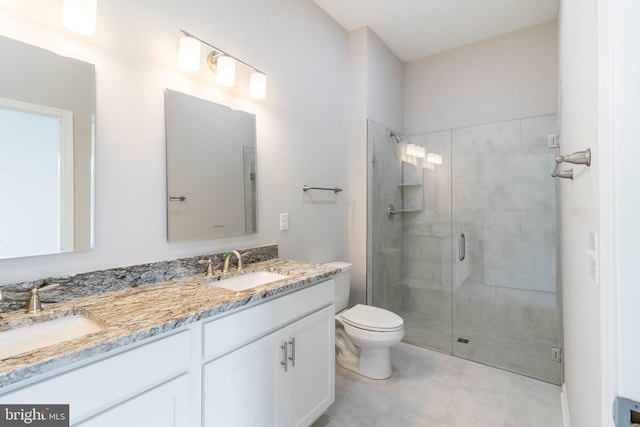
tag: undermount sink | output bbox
[0,312,104,359]
[209,271,289,291]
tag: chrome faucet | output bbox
[25,283,60,315]
[198,258,213,276]
[222,251,243,273]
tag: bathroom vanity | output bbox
[0,260,337,427]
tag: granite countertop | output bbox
[0,259,339,389]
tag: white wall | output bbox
[558,0,603,425]
[613,0,640,408]
[404,21,558,135]
[348,27,404,305]
[0,0,350,283]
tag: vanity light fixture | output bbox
[249,71,267,99]
[216,55,236,87]
[178,36,201,71]
[62,0,97,36]
[178,30,267,99]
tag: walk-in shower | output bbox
[367,117,562,384]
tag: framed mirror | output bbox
[0,35,95,260]
[165,89,258,241]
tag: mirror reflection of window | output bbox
[0,34,95,261]
[0,99,74,259]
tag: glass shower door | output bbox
[367,120,453,354]
[400,130,453,353]
[367,121,405,316]
[451,116,562,384]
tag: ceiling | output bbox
[313,0,559,62]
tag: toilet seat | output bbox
[340,304,404,332]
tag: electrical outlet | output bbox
[279,213,289,231]
[588,231,598,284]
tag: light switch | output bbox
[280,213,289,231]
[584,231,598,284]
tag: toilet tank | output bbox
[323,261,352,313]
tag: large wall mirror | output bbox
[165,89,258,241]
[0,35,95,260]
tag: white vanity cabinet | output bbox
[201,279,335,427]
[0,277,335,427]
[285,305,335,427]
[0,329,191,426]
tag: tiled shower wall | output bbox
[451,115,557,293]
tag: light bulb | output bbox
[249,72,267,99]
[216,56,236,87]
[62,0,97,36]
[178,36,201,71]
[427,152,443,164]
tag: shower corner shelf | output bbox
[397,183,422,188]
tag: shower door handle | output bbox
[458,233,465,261]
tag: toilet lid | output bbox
[341,304,404,331]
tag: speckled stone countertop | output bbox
[0,259,339,389]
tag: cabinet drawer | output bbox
[0,329,190,424]
[202,279,334,360]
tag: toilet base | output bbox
[337,347,392,380]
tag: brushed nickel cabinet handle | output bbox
[288,337,296,367]
[280,342,288,372]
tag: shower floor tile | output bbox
[313,343,562,427]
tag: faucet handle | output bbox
[25,283,60,315]
[39,283,60,293]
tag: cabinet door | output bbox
[0,330,190,425]
[76,375,189,427]
[287,305,335,427]
[202,330,283,427]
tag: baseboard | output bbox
[561,383,571,427]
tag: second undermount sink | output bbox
[209,271,289,291]
[0,312,104,359]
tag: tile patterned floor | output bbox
[313,343,563,427]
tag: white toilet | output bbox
[324,262,405,380]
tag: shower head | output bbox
[390,131,404,144]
